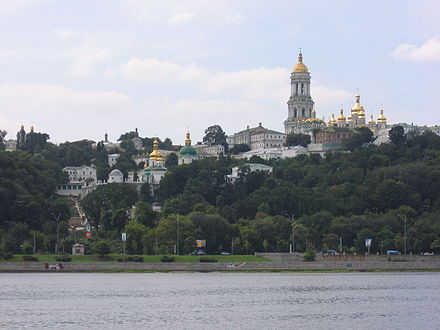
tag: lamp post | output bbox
[176,214,180,255]
[404,215,407,255]
[285,213,295,253]
[51,213,62,254]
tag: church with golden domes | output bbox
[285,51,388,137]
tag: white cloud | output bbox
[113,57,351,109]
[168,12,194,25]
[313,86,352,109]
[0,84,134,142]
[119,57,208,83]
[220,14,242,23]
[69,48,111,78]
[0,0,52,14]
[123,0,241,25]
[391,36,440,62]
[54,29,79,40]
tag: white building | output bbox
[193,144,225,155]
[63,166,97,184]
[4,140,17,151]
[227,123,286,150]
[239,145,309,160]
[108,154,120,167]
[226,163,273,183]
[108,169,124,183]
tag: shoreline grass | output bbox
[1,254,270,263]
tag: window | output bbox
[301,83,304,95]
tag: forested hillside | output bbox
[1,129,440,256]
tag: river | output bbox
[0,272,439,329]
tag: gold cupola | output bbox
[293,51,309,73]
[337,108,346,122]
[351,93,365,115]
[149,139,163,162]
[185,131,191,146]
[328,114,337,126]
[377,108,387,123]
[368,114,375,124]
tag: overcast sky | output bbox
[1,0,439,145]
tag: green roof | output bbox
[180,145,197,155]
[144,165,167,172]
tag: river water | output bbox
[0,272,439,329]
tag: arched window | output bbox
[301,83,304,95]
[296,83,299,95]
[294,108,297,117]
[302,108,305,117]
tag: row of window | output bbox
[57,185,82,190]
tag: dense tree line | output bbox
[0,151,71,255]
[1,127,440,257]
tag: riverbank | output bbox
[1,253,439,272]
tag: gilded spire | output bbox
[337,108,346,122]
[377,108,387,122]
[293,50,309,73]
[149,138,163,162]
[352,93,365,115]
[185,131,191,146]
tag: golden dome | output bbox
[351,93,365,114]
[185,131,191,146]
[368,114,375,124]
[377,108,387,122]
[149,139,163,161]
[328,114,337,125]
[337,108,346,122]
[292,52,309,73]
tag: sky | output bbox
[1,0,439,145]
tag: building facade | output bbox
[227,123,286,150]
[64,166,97,184]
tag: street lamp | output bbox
[404,215,407,255]
[285,213,295,253]
[176,214,180,255]
[51,213,62,254]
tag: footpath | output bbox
[1,254,439,272]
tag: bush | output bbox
[199,257,218,262]
[93,240,110,257]
[127,256,144,262]
[0,251,14,260]
[55,255,72,262]
[22,242,34,254]
[303,249,316,262]
[161,255,175,262]
[22,255,39,262]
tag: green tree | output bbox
[165,153,178,167]
[203,125,227,147]
[94,240,110,257]
[285,133,311,147]
[389,125,407,145]
[125,220,148,254]
[133,201,156,228]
